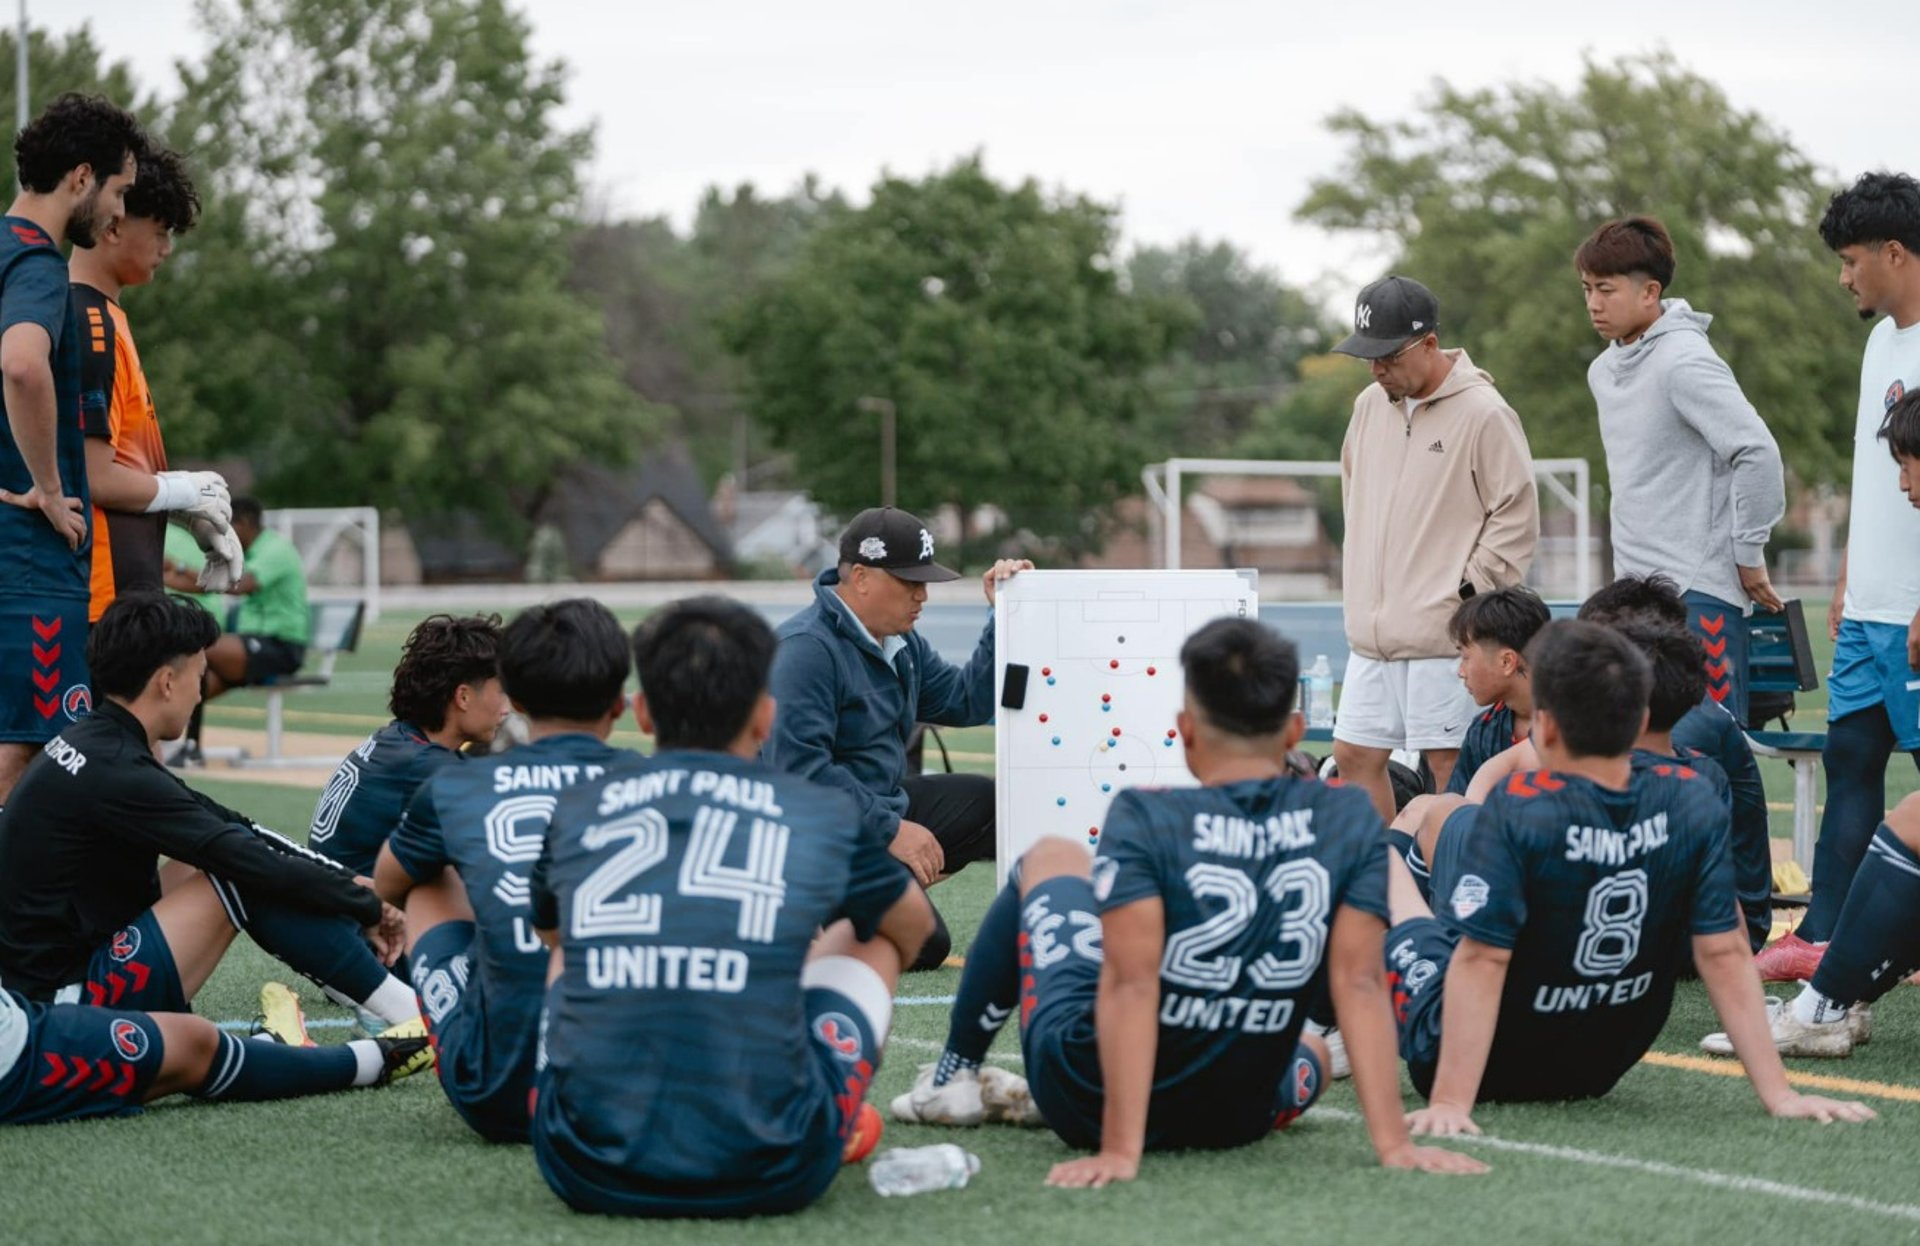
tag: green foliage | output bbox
[0,25,151,127]
[728,155,1184,553]
[1298,51,1858,488]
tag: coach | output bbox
[765,506,1029,969]
[1332,276,1539,819]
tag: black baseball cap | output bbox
[1333,275,1440,360]
[838,507,960,583]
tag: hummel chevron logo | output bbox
[493,872,531,908]
[1427,439,1445,453]
[979,1003,1013,1030]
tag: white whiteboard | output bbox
[993,570,1259,888]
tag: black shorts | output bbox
[238,635,305,684]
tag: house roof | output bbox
[1197,476,1317,506]
[538,442,734,569]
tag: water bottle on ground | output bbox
[868,1144,981,1196]
[1306,654,1335,730]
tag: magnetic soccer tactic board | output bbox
[993,570,1260,888]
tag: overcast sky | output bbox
[48,0,1920,296]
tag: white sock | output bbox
[1791,983,1849,1027]
[347,1040,385,1087]
[359,975,420,1026]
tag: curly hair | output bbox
[1819,171,1920,253]
[14,92,145,194]
[123,145,200,234]
[389,614,503,731]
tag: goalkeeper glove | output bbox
[146,470,232,529]
[190,516,245,592]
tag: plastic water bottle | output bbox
[868,1144,981,1196]
[1306,654,1335,730]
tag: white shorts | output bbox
[1332,652,1477,752]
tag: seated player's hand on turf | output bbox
[1766,1092,1876,1124]
[1379,1142,1489,1175]
[1045,1151,1138,1188]
[1404,1102,1479,1137]
[890,819,945,888]
[982,558,1035,605]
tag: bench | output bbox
[233,598,367,767]
[1743,600,1823,870]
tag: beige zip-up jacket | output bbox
[1340,347,1538,660]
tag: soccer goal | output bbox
[266,506,383,621]
[1139,457,1595,602]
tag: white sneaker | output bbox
[890,1063,985,1126]
[1850,1003,1873,1045]
[1305,1020,1351,1080]
[978,1063,1043,1126]
[1700,996,1854,1058]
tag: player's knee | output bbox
[1017,836,1092,894]
[1392,793,1441,833]
[1332,740,1386,775]
[1887,793,1920,850]
[1416,795,1468,864]
[149,1014,219,1099]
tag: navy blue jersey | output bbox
[1632,746,1731,820]
[1438,766,1738,1101]
[1447,703,1518,795]
[1092,776,1388,1144]
[388,733,628,1111]
[310,721,460,876]
[529,750,911,1202]
[0,217,89,597]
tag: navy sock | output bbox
[1807,825,1920,1009]
[195,1032,360,1101]
[936,877,1023,1083]
[231,892,392,1003]
[1801,710,1901,941]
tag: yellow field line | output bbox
[1641,1050,1920,1103]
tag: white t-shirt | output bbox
[1845,317,1920,624]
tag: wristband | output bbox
[144,471,198,514]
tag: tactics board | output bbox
[993,569,1259,887]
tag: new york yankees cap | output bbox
[838,506,960,582]
[1333,275,1440,360]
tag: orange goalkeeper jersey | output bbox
[73,284,168,622]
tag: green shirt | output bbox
[161,523,223,616]
[235,528,311,645]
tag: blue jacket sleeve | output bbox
[766,633,907,843]
[914,611,998,728]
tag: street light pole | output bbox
[855,396,896,508]
[16,2,27,165]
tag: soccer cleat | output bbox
[890,1062,985,1126]
[1699,996,1854,1059]
[1850,1003,1873,1045]
[841,1102,884,1163]
[375,1031,435,1085]
[978,1064,1043,1126]
[1752,931,1825,983]
[256,982,317,1048]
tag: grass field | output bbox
[7,596,1920,1244]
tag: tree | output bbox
[1298,52,1858,488]
[137,0,654,537]
[0,25,151,134]
[728,155,1183,555]
[1127,238,1335,450]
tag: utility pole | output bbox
[15,2,27,169]
[855,396,897,508]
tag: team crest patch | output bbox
[858,536,887,561]
[1888,380,1907,411]
[62,684,92,721]
[918,528,935,560]
[1403,958,1437,992]
[110,1018,149,1061]
[814,1013,864,1063]
[1450,874,1491,922]
[109,926,141,963]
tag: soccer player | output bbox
[1383,621,1869,1132]
[181,496,309,760]
[897,618,1484,1186]
[373,599,628,1143]
[70,143,236,622]
[530,596,935,1217]
[313,613,506,877]
[0,593,427,1060]
[1578,216,1786,722]
[1446,586,1550,796]
[0,94,143,804]
[1761,172,1920,982]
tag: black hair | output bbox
[1525,620,1652,759]
[1818,172,1920,253]
[1578,573,1687,629]
[1616,621,1706,734]
[230,496,264,527]
[499,598,630,721]
[1448,585,1552,655]
[631,596,777,751]
[86,591,220,700]
[1880,390,1920,462]
[122,145,200,234]
[1574,216,1676,291]
[13,92,144,195]
[389,614,502,731]
[1179,617,1300,737]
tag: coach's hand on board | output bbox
[1045,1150,1139,1188]
[1379,1142,1489,1175]
[983,558,1035,606]
[890,819,945,888]
[0,480,87,549]
[1767,1092,1875,1124]
[1737,563,1784,613]
[1405,1102,1480,1137]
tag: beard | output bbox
[65,189,106,249]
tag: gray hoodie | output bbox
[1589,299,1784,609]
